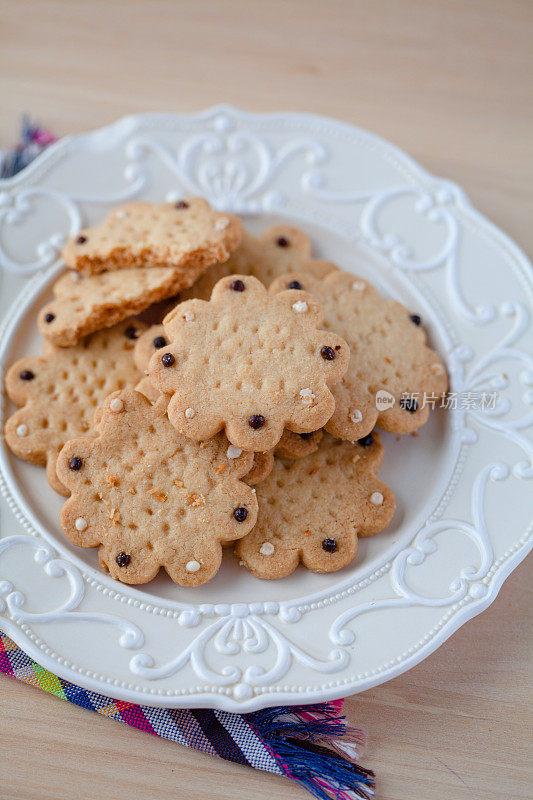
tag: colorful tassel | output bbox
[247,704,375,800]
[0,115,56,179]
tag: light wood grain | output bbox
[0,1,531,799]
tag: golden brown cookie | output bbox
[37,268,197,348]
[181,225,337,301]
[133,326,316,486]
[134,324,323,459]
[148,275,349,451]
[4,319,146,495]
[235,432,395,579]
[270,271,448,437]
[62,198,242,275]
[56,390,258,586]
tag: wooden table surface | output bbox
[1,2,531,798]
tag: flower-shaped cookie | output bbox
[56,390,258,586]
[271,271,448,438]
[148,275,349,451]
[4,319,146,495]
[38,268,188,347]
[62,197,242,275]
[181,225,338,301]
[134,323,325,462]
[235,432,395,579]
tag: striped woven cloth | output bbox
[1,630,375,799]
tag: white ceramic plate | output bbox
[0,108,531,712]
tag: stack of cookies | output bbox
[3,198,448,586]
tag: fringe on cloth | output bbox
[247,704,375,800]
[0,115,56,179]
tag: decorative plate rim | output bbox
[0,106,531,711]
